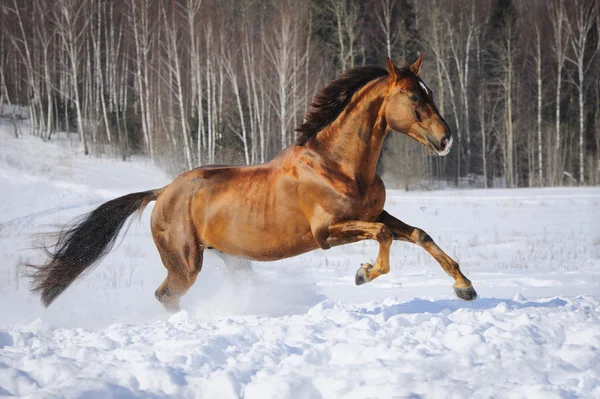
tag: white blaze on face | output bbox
[419,81,430,97]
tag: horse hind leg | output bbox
[153,236,205,313]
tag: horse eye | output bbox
[409,94,419,103]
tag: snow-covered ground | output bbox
[1,120,599,398]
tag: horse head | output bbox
[384,55,453,156]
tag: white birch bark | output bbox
[565,0,596,185]
[33,0,54,139]
[222,48,250,164]
[185,0,204,165]
[549,0,568,185]
[534,23,543,186]
[161,3,193,170]
[128,0,154,160]
[55,0,90,154]
[375,0,396,59]
[9,0,42,136]
[447,3,475,175]
[93,0,111,145]
[329,0,346,71]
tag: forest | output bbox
[0,0,599,188]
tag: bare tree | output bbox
[264,5,307,149]
[534,22,544,186]
[489,3,518,188]
[421,0,445,117]
[222,45,250,164]
[476,32,488,188]
[6,0,43,136]
[33,0,55,139]
[161,1,193,169]
[90,0,112,146]
[0,40,21,137]
[128,0,155,160]
[374,0,398,59]
[446,1,477,176]
[565,0,596,184]
[328,0,360,71]
[548,0,570,185]
[54,0,91,154]
[184,0,205,165]
[204,21,216,164]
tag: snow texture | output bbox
[1,120,599,398]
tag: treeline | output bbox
[0,0,599,187]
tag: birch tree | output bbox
[6,0,43,135]
[264,6,307,149]
[374,0,398,59]
[534,22,544,186]
[128,0,155,160]
[33,0,55,139]
[328,0,361,71]
[549,0,569,185]
[91,0,112,145]
[222,45,250,164]
[161,1,193,169]
[489,0,518,187]
[185,0,204,165]
[54,0,90,154]
[565,0,596,184]
[446,1,476,176]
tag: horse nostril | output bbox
[441,137,448,149]
[440,135,452,151]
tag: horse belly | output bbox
[196,191,318,261]
[227,223,317,260]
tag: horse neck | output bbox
[308,78,389,184]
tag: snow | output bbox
[1,119,600,397]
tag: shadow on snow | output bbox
[364,297,568,321]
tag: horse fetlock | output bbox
[155,285,169,301]
[155,284,182,312]
[379,263,390,275]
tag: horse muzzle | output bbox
[436,135,453,156]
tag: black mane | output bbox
[295,66,389,146]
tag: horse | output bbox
[27,56,477,313]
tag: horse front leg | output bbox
[314,220,393,285]
[377,210,477,301]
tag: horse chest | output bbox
[342,180,386,222]
[357,193,385,221]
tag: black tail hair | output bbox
[25,189,160,307]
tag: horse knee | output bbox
[375,224,392,243]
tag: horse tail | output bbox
[26,188,163,307]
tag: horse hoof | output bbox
[355,264,371,286]
[454,285,478,301]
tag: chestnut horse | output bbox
[28,56,477,312]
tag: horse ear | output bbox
[385,57,398,81]
[410,53,423,76]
